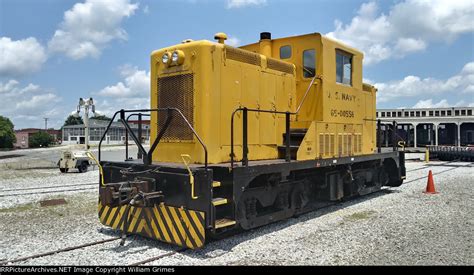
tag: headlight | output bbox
[171,51,179,63]
[162,53,170,65]
[171,50,185,65]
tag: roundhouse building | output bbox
[62,119,150,145]
[376,107,474,148]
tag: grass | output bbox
[344,210,377,222]
[0,203,36,213]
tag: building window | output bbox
[461,110,466,115]
[404,111,409,116]
[392,112,396,117]
[381,112,385,117]
[336,50,352,85]
[387,112,391,117]
[410,111,414,117]
[397,112,402,117]
[447,110,452,116]
[280,45,291,59]
[422,111,426,117]
[429,111,434,116]
[441,110,446,116]
[416,111,420,117]
[376,112,379,118]
[468,110,472,116]
[435,111,440,116]
[303,49,316,78]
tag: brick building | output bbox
[14,128,62,149]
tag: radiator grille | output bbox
[157,74,194,141]
[267,57,295,75]
[225,46,261,66]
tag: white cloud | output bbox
[143,5,149,14]
[413,99,450,108]
[0,37,47,76]
[375,61,474,103]
[412,99,471,108]
[95,65,150,115]
[227,36,241,47]
[327,0,474,65]
[48,0,138,60]
[97,65,149,97]
[0,80,63,129]
[227,0,266,9]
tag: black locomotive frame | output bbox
[98,107,406,239]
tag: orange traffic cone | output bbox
[423,170,438,194]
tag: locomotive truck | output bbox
[96,32,405,249]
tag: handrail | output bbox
[229,76,319,169]
[125,113,151,160]
[98,108,208,168]
[296,75,319,113]
[230,107,292,168]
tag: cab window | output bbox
[280,45,291,59]
[336,50,352,85]
[303,49,316,78]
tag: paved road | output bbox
[0,145,149,168]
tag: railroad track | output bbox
[1,161,471,266]
[0,235,186,266]
[128,248,188,266]
[405,159,462,172]
[0,183,98,197]
[0,237,121,265]
[403,162,472,184]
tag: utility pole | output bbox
[43,118,49,130]
[76,98,95,149]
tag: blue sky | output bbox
[1,0,473,129]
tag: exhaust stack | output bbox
[259,32,272,57]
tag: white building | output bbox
[62,119,150,145]
[376,107,474,148]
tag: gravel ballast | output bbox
[0,159,472,265]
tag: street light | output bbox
[76,97,96,149]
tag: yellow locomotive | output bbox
[97,32,405,249]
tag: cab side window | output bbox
[336,50,352,85]
[303,49,316,78]
[280,45,291,59]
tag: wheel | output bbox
[78,162,88,173]
[59,168,68,173]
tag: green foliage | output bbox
[91,114,112,121]
[64,115,84,126]
[0,116,16,149]
[29,131,53,148]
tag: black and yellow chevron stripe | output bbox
[98,201,205,249]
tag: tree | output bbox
[90,114,112,121]
[0,116,16,149]
[64,115,84,126]
[29,132,53,148]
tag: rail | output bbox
[98,108,208,168]
[376,119,407,153]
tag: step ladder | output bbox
[277,128,308,160]
[211,181,236,229]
